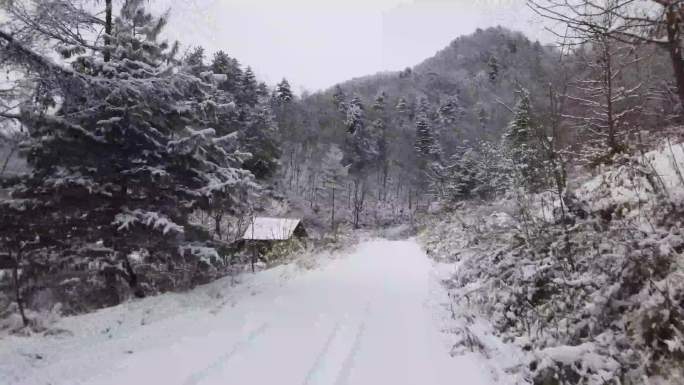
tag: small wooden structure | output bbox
[242,217,307,242]
[241,217,307,271]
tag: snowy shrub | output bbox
[420,142,684,385]
[263,238,306,265]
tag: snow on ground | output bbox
[0,239,498,385]
[577,139,684,211]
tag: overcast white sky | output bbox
[157,1,554,93]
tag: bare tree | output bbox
[529,0,684,115]
[570,41,641,163]
[530,0,642,163]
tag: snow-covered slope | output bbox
[419,139,684,385]
[1,240,496,385]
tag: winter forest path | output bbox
[3,240,495,385]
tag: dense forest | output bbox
[1,1,684,384]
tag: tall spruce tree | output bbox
[276,78,294,103]
[503,88,543,190]
[211,51,243,94]
[0,0,257,310]
[239,66,258,106]
[414,102,441,165]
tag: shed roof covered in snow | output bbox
[241,217,304,241]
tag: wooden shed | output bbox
[241,217,307,242]
[240,217,307,271]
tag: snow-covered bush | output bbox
[420,141,684,385]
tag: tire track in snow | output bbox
[182,323,269,385]
[333,304,371,385]
[301,321,341,385]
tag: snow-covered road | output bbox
[2,240,494,385]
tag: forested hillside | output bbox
[273,24,676,232]
[272,28,560,228]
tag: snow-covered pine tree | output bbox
[211,51,243,95]
[184,46,206,76]
[239,66,258,106]
[395,97,409,116]
[276,78,294,104]
[414,107,441,166]
[443,140,508,201]
[395,96,411,134]
[416,97,432,120]
[332,85,347,112]
[0,0,257,304]
[414,99,444,197]
[487,55,499,83]
[239,102,281,180]
[503,87,545,191]
[257,82,269,98]
[443,146,478,201]
[438,95,462,126]
[345,94,365,134]
[208,56,280,183]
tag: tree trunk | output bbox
[353,179,362,228]
[251,244,256,273]
[123,256,145,298]
[0,145,17,177]
[602,38,617,152]
[214,212,223,240]
[382,162,389,201]
[11,251,29,328]
[331,185,336,232]
[104,0,112,62]
[665,5,684,115]
[408,188,413,211]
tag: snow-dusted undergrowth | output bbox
[419,140,684,385]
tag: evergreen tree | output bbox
[504,88,532,164]
[332,85,347,112]
[276,78,294,103]
[211,51,243,94]
[0,0,257,306]
[415,112,441,165]
[438,95,462,126]
[345,95,365,134]
[503,88,544,189]
[488,55,499,83]
[395,97,409,116]
[414,100,443,194]
[257,82,269,98]
[240,103,281,179]
[210,50,231,73]
[184,46,206,75]
[239,66,258,106]
[416,97,432,119]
